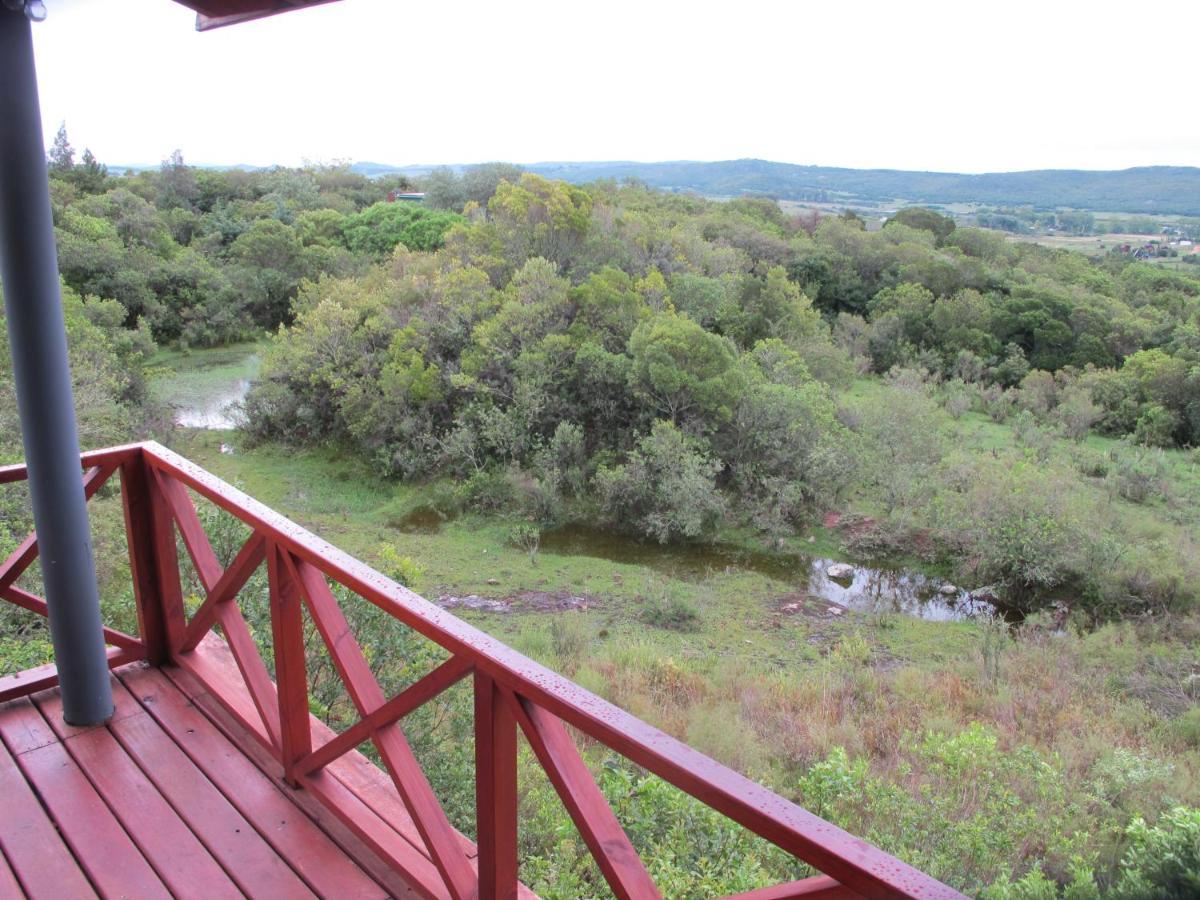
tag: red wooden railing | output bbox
[0,442,964,900]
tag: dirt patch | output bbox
[772,592,847,619]
[436,590,599,614]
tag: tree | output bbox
[885,207,956,242]
[628,312,740,427]
[48,123,74,173]
[71,149,109,194]
[340,202,463,258]
[158,149,198,211]
[852,386,944,514]
[423,167,468,212]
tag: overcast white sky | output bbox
[29,0,1200,173]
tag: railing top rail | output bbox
[0,442,143,484]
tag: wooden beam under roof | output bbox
[171,0,342,31]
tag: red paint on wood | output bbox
[0,847,24,899]
[152,468,223,593]
[156,662,446,899]
[147,460,188,652]
[722,875,859,899]
[291,557,476,899]
[0,733,97,899]
[0,646,142,704]
[31,690,242,900]
[0,703,170,899]
[179,530,266,652]
[506,690,660,900]
[296,655,472,778]
[269,545,312,783]
[475,673,519,900]
[121,452,169,664]
[102,675,318,898]
[214,600,281,747]
[117,666,388,898]
[0,442,140,484]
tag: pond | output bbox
[392,517,996,620]
[537,524,998,622]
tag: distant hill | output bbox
[350,159,1200,216]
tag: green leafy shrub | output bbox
[595,421,726,543]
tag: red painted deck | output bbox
[0,443,965,899]
[0,661,421,899]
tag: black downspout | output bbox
[0,5,114,725]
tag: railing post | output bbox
[144,462,189,654]
[269,543,311,786]
[475,672,519,899]
[120,451,169,665]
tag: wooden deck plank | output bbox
[0,731,96,900]
[0,701,169,900]
[119,665,391,899]
[32,690,243,900]
[167,642,539,900]
[0,848,24,900]
[162,658,445,899]
[100,671,317,899]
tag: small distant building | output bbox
[387,190,425,203]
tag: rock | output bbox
[970,586,1000,604]
[825,563,854,580]
[938,583,959,597]
[827,606,844,616]
[780,602,802,613]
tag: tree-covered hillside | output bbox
[353,158,1200,215]
[245,175,1199,620]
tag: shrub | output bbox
[1055,385,1102,441]
[595,421,726,543]
[548,616,590,675]
[639,588,700,631]
[980,384,1017,423]
[1112,806,1200,898]
[375,544,424,588]
[943,378,974,419]
[1134,404,1181,448]
[935,459,1090,612]
[457,468,516,513]
[507,522,541,566]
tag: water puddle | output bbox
[538,524,997,621]
[156,349,260,430]
[175,378,252,429]
[391,504,447,534]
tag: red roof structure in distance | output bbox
[171,0,341,31]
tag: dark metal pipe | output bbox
[0,6,113,725]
